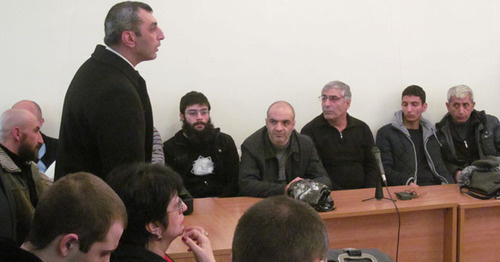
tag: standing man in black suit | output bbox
[56,1,165,180]
[12,100,58,173]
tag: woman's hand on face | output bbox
[181,227,215,262]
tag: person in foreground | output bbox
[0,172,127,262]
[106,163,215,262]
[239,101,331,197]
[232,195,329,262]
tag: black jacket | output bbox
[39,133,57,169]
[56,45,153,180]
[239,127,331,197]
[163,128,239,198]
[301,114,378,190]
[376,111,453,186]
[111,242,170,262]
[436,110,500,176]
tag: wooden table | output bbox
[167,184,465,262]
[455,187,500,262]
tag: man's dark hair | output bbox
[104,1,153,46]
[179,91,211,114]
[27,172,127,252]
[232,196,329,262]
[106,163,183,246]
[402,85,426,104]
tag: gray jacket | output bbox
[376,111,453,185]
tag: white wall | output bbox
[1,0,499,147]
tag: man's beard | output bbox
[182,118,215,145]
[18,135,39,162]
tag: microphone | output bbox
[372,147,387,184]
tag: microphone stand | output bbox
[362,174,394,202]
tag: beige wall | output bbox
[1,0,499,147]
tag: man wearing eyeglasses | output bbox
[301,81,378,190]
[163,91,239,198]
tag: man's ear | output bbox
[59,234,79,257]
[12,127,22,142]
[121,31,136,48]
[180,113,185,122]
[39,118,45,128]
[422,102,428,112]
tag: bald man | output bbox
[12,100,58,173]
[239,101,331,197]
[0,109,51,245]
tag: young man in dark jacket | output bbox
[376,85,453,186]
[163,91,239,197]
[436,85,500,181]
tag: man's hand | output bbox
[284,177,304,194]
[408,182,419,188]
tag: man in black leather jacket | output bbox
[436,85,500,181]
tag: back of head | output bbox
[179,91,211,114]
[447,84,474,102]
[322,80,352,101]
[106,163,183,246]
[402,85,426,103]
[232,196,329,262]
[104,1,153,46]
[11,100,43,122]
[27,172,127,252]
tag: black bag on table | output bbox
[327,248,394,262]
[459,156,500,200]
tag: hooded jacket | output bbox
[376,110,453,185]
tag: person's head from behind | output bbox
[265,101,296,148]
[179,91,215,142]
[24,172,127,262]
[106,163,187,250]
[104,1,165,65]
[11,100,45,127]
[232,196,329,262]
[401,85,427,126]
[446,85,475,124]
[0,109,44,161]
[320,81,351,123]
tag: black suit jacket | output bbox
[55,45,153,180]
[40,133,57,169]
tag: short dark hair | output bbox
[402,85,426,104]
[179,91,211,114]
[104,1,153,46]
[232,196,329,262]
[106,163,183,247]
[27,172,127,252]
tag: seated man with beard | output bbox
[163,91,239,197]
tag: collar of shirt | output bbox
[105,45,135,69]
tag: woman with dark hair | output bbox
[107,163,215,262]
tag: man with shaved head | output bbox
[0,109,51,245]
[239,101,331,197]
[12,100,58,173]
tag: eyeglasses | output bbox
[167,198,185,214]
[318,95,344,102]
[186,109,209,116]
